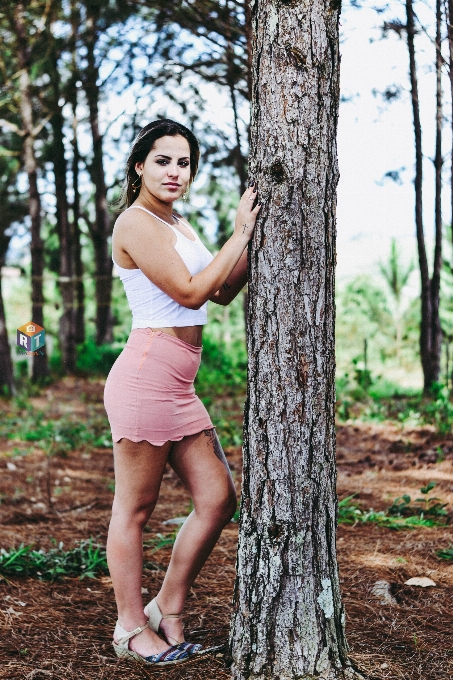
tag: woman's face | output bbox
[135,134,191,203]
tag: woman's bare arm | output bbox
[209,247,248,306]
[115,186,259,310]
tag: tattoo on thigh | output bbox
[203,428,230,470]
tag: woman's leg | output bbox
[107,437,173,657]
[152,428,237,644]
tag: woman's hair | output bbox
[117,119,200,209]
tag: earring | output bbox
[182,187,190,201]
[132,173,142,193]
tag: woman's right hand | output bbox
[233,184,261,243]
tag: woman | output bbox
[104,119,260,667]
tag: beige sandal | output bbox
[145,598,203,653]
[112,620,196,665]
[145,598,182,643]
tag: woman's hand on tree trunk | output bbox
[233,184,260,243]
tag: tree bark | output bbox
[431,0,443,384]
[447,0,453,263]
[82,12,114,345]
[49,46,77,373]
[405,0,442,392]
[69,1,85,345]
[72,111,85,345]
[230,1,360,678]
[0,233,15,396]
[14,3,49,382]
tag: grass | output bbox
[436,546,453,560]
[0,405,112,455]
[0,539,108,581]
[338,483,450,530]
[336,373,453,436]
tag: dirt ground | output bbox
[1,378,453,680]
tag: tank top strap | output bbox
[126,205,180,234]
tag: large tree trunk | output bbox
[14,3,49,382]
[83,12,113,345]
[230,1,359,678]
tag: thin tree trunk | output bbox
[431,0,443,385]
[0,234,15,395]
[70,1,85,345]
[83,14,113,345]
[447,0,453,260]
[229,80,247,194]
[72,111,85,345]
[406,0,434,393]
[230,1,360,678]
[49,46,77,372]
[14,3,49,382]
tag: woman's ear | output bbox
[135,162,144,175]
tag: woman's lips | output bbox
[164,183,180,188]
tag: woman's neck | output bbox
[134,191,175,223]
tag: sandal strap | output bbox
[161,613,182,619]
[115,621,149,645]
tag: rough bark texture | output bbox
[405,0,442,393]
[14,3,49,382]
[230,1,359,678]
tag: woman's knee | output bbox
[111,495,158,528]
[196,484,237,524]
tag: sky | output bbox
[336,0,448,290]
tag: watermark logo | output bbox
[17,321,46,355]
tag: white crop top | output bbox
[113,205,214,329]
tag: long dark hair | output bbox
[117,119,200,209]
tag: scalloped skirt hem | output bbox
[110,419,214,448]
[104,329,213,446]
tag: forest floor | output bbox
[1,378,453,680]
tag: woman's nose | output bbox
[167,164,179,177]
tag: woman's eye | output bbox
[156,159,168,165]
[179,161,189,167]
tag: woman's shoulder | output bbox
[114,206,164,233]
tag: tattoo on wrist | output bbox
[242,223,247,233]
[223,281,231,291]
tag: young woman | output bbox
[104,119,260,667]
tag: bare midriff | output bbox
[150,325,203,347]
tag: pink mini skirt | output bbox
[104,329,213,446]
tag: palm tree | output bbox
[379,238,415,358]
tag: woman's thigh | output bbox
[112,438,172,514]
[168,429,236,515]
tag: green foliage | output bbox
[75,340,124,376]
[0,539,108,581]
[436,545,453,560]
[338,483,449,530]
[379,238,415,306]
[387,482,448,519]
[196,334,247,403]
[336,371,453,436]
[144,531,179,553]
[0,406,112,454]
